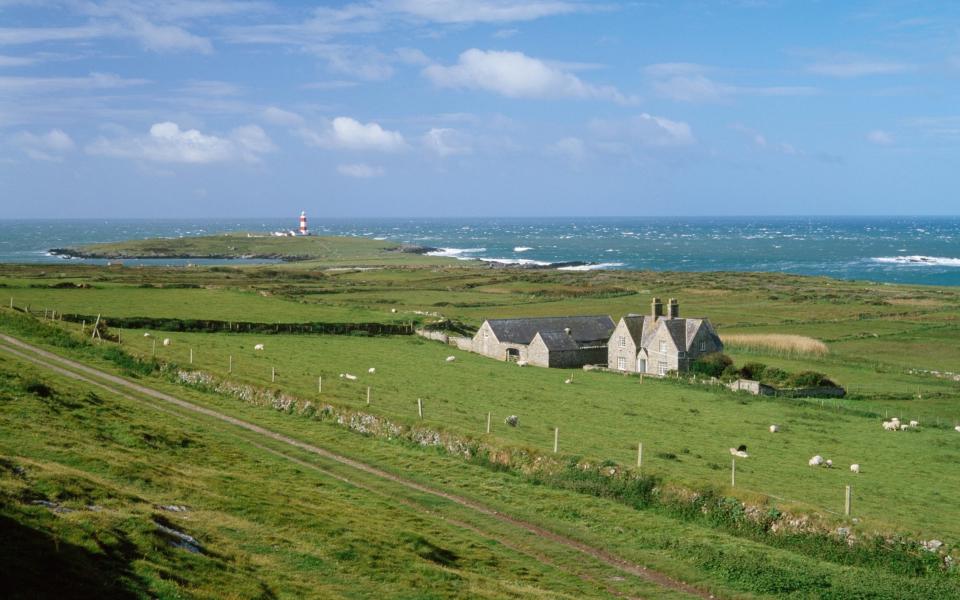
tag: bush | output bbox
[738,362,768,380]
[691,352,733,378]
[786,371,836,388]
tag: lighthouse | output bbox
[299,211,308,236]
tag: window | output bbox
[699,340,706,352]
[483,329,489,339]
[638,358,646,372]
[658,361,668,376]
[658,340,667,353]
[617,356,626,370]
[618,335,626,348]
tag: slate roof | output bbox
[486,315,615,346]
[535,330,582,351]
[621,314,722,353]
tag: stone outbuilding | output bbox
[473,315,616,368]
[608,297,723,376]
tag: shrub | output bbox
[691,352,733,378]
[738,362,768,380]
[786,371,836,388]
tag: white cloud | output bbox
[387,0,588,23]
[300,116,407,152]
[87,121,275,164]
[308,44,395,81]
[424,49,633,103]
[0,72,148,95]
[262,106,305,126]
[589,114,695,147]
[866,129,894,145]
[179,79,243,96]
[0,54,35,67]
[337,163,385,177]
[645,63,817,103]
[13,128,75,161]
[806,60,912,78]
[125,16,212,53]
[492,28,519,38]
[422,127,471,156]
[545,136,585,161]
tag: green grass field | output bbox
[3,240,960,598]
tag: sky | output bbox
[0,0,958,218]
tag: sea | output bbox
[1,217,959,286]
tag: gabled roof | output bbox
[485,315,615,346]
[621,314,722,353]
[534,330,582,351]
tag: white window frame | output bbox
[659,340,667,353]
[699,340,706,352]
[617,356,626,370]
[618,335,626,348]
[658,361,668,376]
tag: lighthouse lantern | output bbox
[299,211,308,236]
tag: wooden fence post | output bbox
[731,459,736,487]
[81,320,86,334]
[318,376,322,393]
[486,412,491,434]
[152,339,156,356]
[189,348,193,364]
[271,367,276,383]
[417,398,423,419]
[845,485,851,517]
[367,386,371,405]
[229,355,233,374]
[637,442,643,469]
[553,427,559,453]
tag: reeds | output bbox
[721,333,828,357]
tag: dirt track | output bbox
[0,333,713,600]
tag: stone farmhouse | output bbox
[472,316,616,368]
[608,297,723,376]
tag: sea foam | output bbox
[557,262,625,271]
[872,256,960,267]
[426,247,486,259]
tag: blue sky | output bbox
[0,1,958,218]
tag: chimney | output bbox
[667,298,679,319]
[651,297,663,319]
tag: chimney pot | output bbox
[651,297,664,318]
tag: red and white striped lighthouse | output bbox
[298,211,308,236]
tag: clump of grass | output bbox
[721,334,828,357]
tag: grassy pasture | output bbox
[108,328,960,543]
[0,352,628,600]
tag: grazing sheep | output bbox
[809,455,824,467]
[900,423,909,431]
[955,425,960,433]
[254,344,264,351]
[564,377,573,384]
[162,338,171,346]
[850,464,860,474]
[445,356,456,362]
[390,308,397,313]
[769,424,780,433]
[882,420,899,431]
[729,447,749,458]
[344,373,357,381]
[909,420,919,428]
[143,332,151,337]
[368,367,376,374]
[824,459,833,468]
[505,415,519,427]
[516,360,527,367]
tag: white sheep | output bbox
[564,377,573,384]
[143,332,151,337]
[882,421,899,431]
[955,425,960,433]
[900,423,909,431]
[254,343,264,351]
[445,356,456,363]
[909,420,919,428]
[162,338,171,346]
[824,459,833,468]
[850,464,860,474]
[368,367,376,374]
[809,455,824,467]
[516,360,527,367]
[344,373,357,381]
[769,425,780,433]
[729,448,749,458]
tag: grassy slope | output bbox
[0,352,627,600]
[4,315,960,599]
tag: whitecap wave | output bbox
[479,257,552,266]
[557,262,625,271]
[426,247,487,259]
[513,246,533,252]
[872,256,960,267]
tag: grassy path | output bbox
[0,333,711,600]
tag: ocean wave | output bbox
[425,247,487,259]
[872,256,960,267]
[513,246,533,252]
[557,262,625,271]
[479,257,552,266]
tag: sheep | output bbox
[254,344,264,351]
[344,373,357,381]
[955,425,960,433]
[505,415,519,427]
[390,308,397,313]
[882,420,899,431]
[564,377,573,384]
[368,367,376,374]
[729,446,749,458]
[809,455,824,467]
[445,356,456,363]
[909,420,919,428]
[824,459,833,468]
[162,338,171,346]
[769,424,780,433]
[516,360,527,367]
[900,423,910,431]
[143,332,152,337]
[850,464,860,474]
